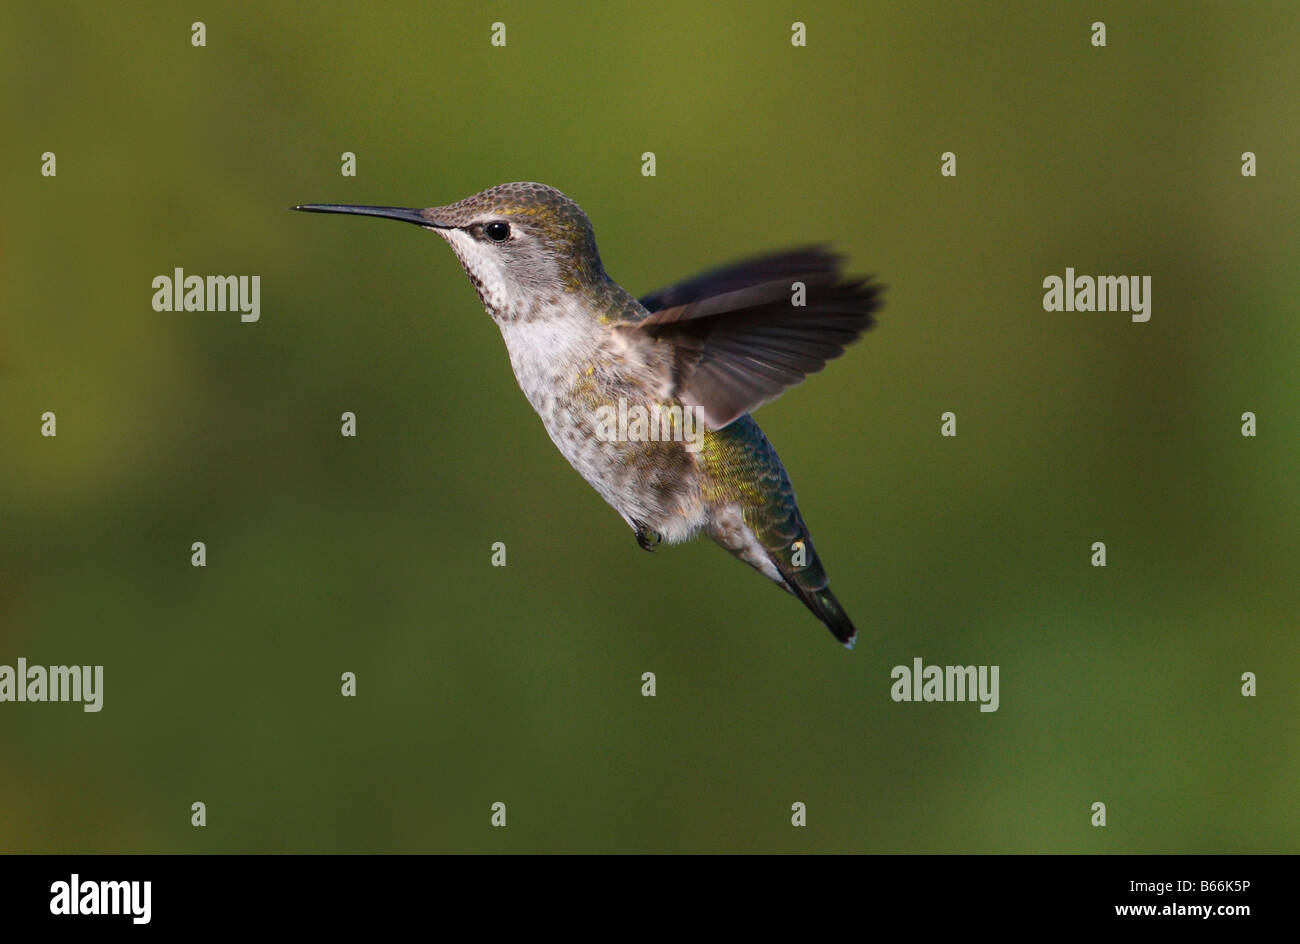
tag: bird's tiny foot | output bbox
[633,521,662,552]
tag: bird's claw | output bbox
[634,522,662,552]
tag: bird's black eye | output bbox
[485,221,510,242]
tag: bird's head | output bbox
[296,182,609,321]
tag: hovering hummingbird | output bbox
[295,183,883,647]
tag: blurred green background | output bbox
[2,0,1297,853]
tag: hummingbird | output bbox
[294,183,883,647]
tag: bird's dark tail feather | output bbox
[786,580,857,649]
[754,527,858,649]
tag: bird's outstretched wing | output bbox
[633,247,883,430]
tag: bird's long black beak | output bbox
[292,204,451,228]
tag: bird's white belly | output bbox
[498,317,707,543]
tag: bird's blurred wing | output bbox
[637,247,843,313]
[633,249,883,430]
